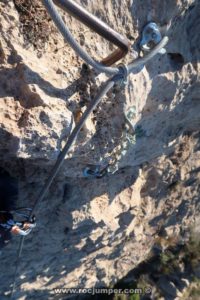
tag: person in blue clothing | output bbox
[0,168,36,249]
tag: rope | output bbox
[9,46,169,300]
[43,0,119,75]
[11,236,25,298]
[10,74,122,299]
[127,36,168,74]
[42,0,168,76]
[10,1,169,297]
[10,34,168,300]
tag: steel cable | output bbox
[10,2,169,297]
[43,0,119,75]
[10,74,122,298]
[43,0,168,76]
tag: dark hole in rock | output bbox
[168,53,185,70]
[0,168,18,249]
[81,63,89,71]
[0,168,18,211]
[64,227,70,234]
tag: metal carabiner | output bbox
[83,164,108,179]
[139,22,166,54]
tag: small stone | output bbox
[164,226,180,237]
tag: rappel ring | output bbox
[139,22,166,54]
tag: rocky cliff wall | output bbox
[0,0,200,299]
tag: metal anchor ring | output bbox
[139,22,166,54]
[53,0,131,66]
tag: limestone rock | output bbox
[0,0,200,299]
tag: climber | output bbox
[0,168,36,249]
[0,211,36,248]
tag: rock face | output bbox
[0,0,200,299]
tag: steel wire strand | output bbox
[127,36,169,74]
[10,74,121,299]
[43,0,119,75]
